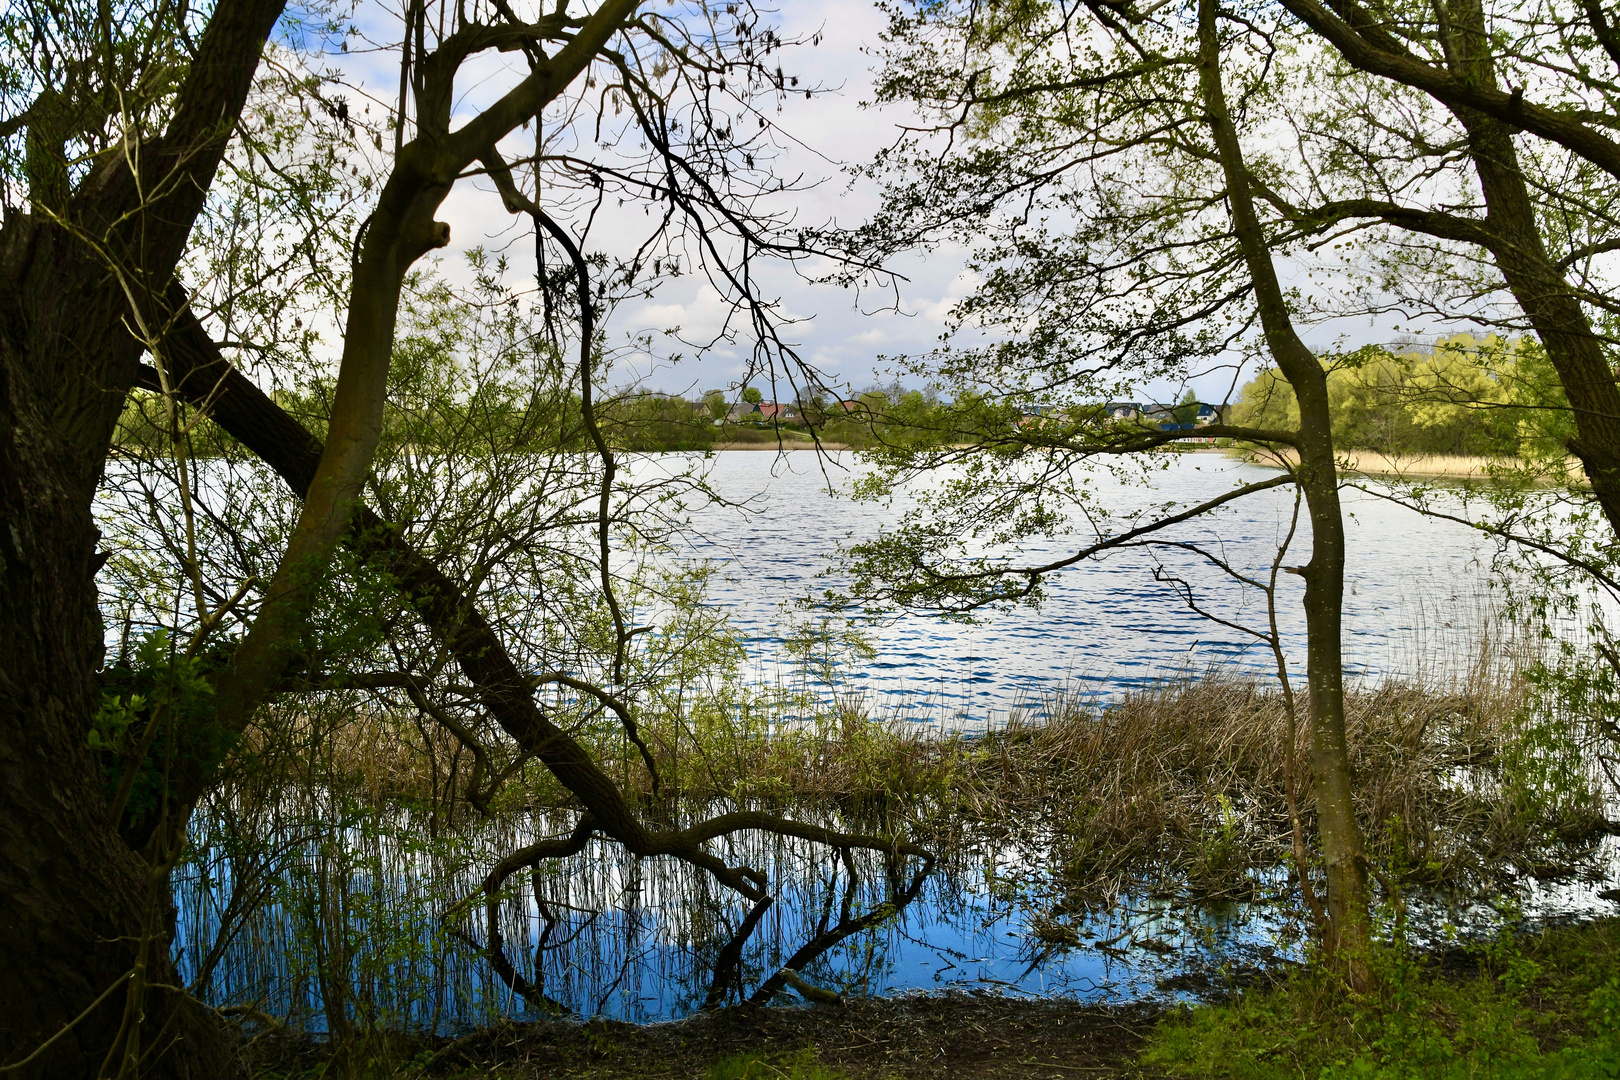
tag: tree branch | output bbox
[1278,0,1620,181]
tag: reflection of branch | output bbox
[152,286,938,1009]
[705,894,776,1008]
[750,852,932,1004]
[454,816,595,1013]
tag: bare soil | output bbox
[428,997,1161,1079]
[248,997,1165,1079]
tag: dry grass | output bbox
[1237,447,1581,481]
[244,657,1607,908]
[959,676,1531,904]
[1346,451,1513,477]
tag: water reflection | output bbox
[172,802,1278,1031]
[174,795,1612,1034]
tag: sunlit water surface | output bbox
[663,450,1505,723]
[170,451,1615,1030]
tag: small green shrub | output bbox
[703,1047,848,1080]
[1141,920,1620,1079]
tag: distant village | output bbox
[626,389,1231,434]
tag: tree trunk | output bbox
[1198,0,1373,988]
[0,239,225,1076]
[1438,0,1620,537]
[0,4,287,1071]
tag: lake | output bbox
[171,448,1603,1032]
[659,449,1506,724]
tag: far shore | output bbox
[710,439,856,451]
[1234,446,1580,482]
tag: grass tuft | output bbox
[1142,919,1620,1078]
[703,1047,849,1080]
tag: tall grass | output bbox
[268,642,1606,911]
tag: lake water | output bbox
[175,800,1620,1031]
[178,806,1296,1031]
[661,450,1505,724]
[168,449,1608,1032]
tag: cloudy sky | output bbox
[317,0,1415,405]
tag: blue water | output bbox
[175,798,1618,1031]
[172,806,1301,1031]
[164,450,1583,1032]
[646,450,1502,726]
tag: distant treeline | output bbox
[1232,335,1573,461]
[127,336,1572,464]
[111,381,915,457]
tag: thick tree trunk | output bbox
[0,5,287,1072]
[1437,0,1620,537]
[1198,0,1373,987]
[0,234,225,1076]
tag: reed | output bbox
[1236,446,1582,481]
[264,646,1605,909]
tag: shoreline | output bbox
[1231,447,1579,482]
[237,918,1620,1078]
[710,439,856,451]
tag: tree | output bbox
[742,385,764,405]
[1242,0,1620,533]
[1,4,293,1072]
[836,0,1379,982]
[1254,0,1620,825]
[1234,336,1575,461]
[0,2,915,1073]
[1172,389,1201,426]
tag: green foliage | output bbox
[1232,335,1574,462]
[1142,920,1620,1079]
[742,386,764,405]
[599,392,718,451]
[93,628,227,827]
[1496,682,1607,843]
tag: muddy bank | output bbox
[251,995,1165,1078]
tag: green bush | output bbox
[1141,920,1620,1079]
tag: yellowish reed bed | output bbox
[1237,446,1581,481]
[251,654,1608,908]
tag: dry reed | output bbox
[241,656,1608,909]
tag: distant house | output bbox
[1195,403,1225,425]
[837,399,864,413]
[757,402,801,421]
[726,401,761,422]
[1105,402,1143,420]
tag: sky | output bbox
[308,0,1431,406]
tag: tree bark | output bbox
[1439,0,1620,538]
[0,4,286,1073]
[1198,0,1373,988]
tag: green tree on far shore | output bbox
[1233,335,1575,463]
